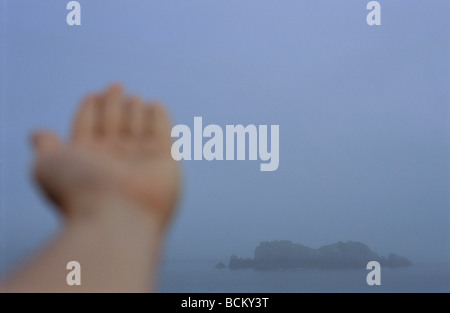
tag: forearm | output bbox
[3,197,163,293]
[3,84,179,293]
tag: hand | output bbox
[32,84,180,230]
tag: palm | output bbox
[33,85,180,223]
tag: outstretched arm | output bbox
[3,85,180,292]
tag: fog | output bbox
[1,0,449,276]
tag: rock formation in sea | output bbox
[227,240,412,270]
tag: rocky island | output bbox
[225,240,412,270]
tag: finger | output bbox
[143,103,171,139]
[143,103,172,154]
[142,105,155,137]
[125,97,145,137]
[151,103,172,141]
[71,95,98,141]
[103,84,124,137]
[32,131,62,156]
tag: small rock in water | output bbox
[214,262,226,269]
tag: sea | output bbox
[158,260,450,293]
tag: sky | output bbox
[0,0,449,276]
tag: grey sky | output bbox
[1,1,449,273]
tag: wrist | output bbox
[63,192,167,240]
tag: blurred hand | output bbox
[32,84,180,229]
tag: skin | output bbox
[2,84,180,292]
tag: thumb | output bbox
[31,131,62,156]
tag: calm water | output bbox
[158,260,450,293]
